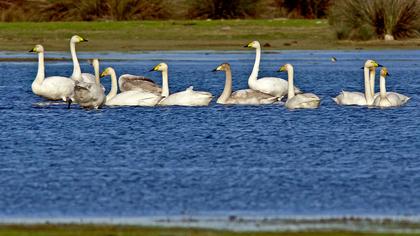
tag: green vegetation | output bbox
[0,224,419,236]
[0,20,419,51]
[329,0,420,40]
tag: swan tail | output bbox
[186,86,194,92]
[332,97,339,104]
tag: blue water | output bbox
[0,50,419,220]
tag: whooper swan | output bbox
[373,67,410,108]
[101,67,162,107]
[278,64,320,109]
[245,41,301,99]
[69,35,95,83]
[333,60,381,106]
[30,45,75,101]
[213,63,277,105]
[150,63,213,106]
[73,63,106,109]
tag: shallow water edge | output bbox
[1,215,420,233]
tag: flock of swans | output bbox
[30,35,410,109]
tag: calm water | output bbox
[0,50,419,221]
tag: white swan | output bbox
[150,63,213,106]
[373,67,410,107]
[30,45,75,101]
[213,63,277,105]
[101,67,162,107]
[119,74,162,95]
[279,64,320,109]
[73,64,105,109]
[370,67,409,103]
[69,35,95,83]
[333,60,380,106]
[245,41,300,99]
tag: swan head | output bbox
[213,63,231,72]
[71,35,88,44]
[380,67,390,77]
[100,67,115,78]
[278,63,293,72]
[29,45,44,53]
[150,63,168,72]
[245,41,260,49]
[88,58,99,68]
[364,60,382,69]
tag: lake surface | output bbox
[0,50,419,227]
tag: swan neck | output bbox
[70,41,81,80]
[369,68,376,96]
[34,52,45,84]
[380,75,387,98]
[364,67,374,105]
[161,69,170,97]
[249,46,261,83]
[287,67,295,100]
[94,63,100,85]
[218,68,233,103]
[106,69,118,101]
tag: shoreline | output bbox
[0,20,419,52]
[1,49,420,63]
[1,215,420,233]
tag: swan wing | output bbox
[81,73,96,83]
[388,92,410,104]
[227,89,277,105]
[286,93,320,109]
[34,76,75,101]
[250,77,300,98]
[119,74,161,94]
[333,91,367,106]
[106,91,161,106]
[231,89,272,99]
[74,82,105,108]
[159,89,212,106]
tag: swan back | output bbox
[106,90,161,107]
[286,93,320,109]
[74,81,105,109]
[119,74,162,94]
[159,88,212,106]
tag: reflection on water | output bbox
[0,50,419,224]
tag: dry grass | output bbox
[329,0,420,40]
[0,0,334,21]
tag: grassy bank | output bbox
[0,20,419,51]
[0,224,418,236]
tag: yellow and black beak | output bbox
[100,70,107,78]
[80,37,88,42]
[278,66,286,72]
[149,65,158,72]
[244,42,252,48]
[212,65,222,72]
[29,48,36,53]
